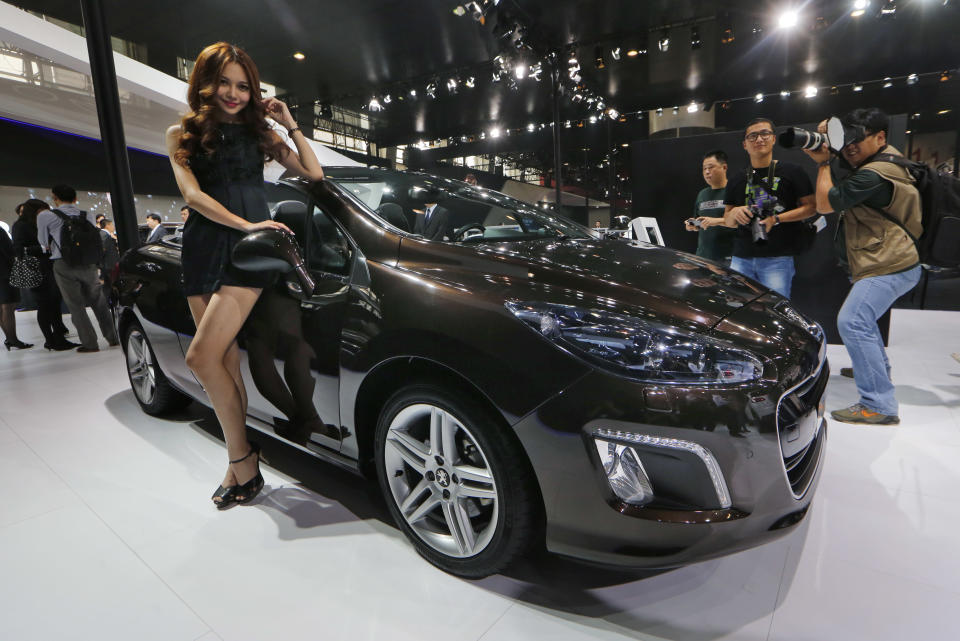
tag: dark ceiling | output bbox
[12,0,960,148]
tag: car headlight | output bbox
[505,301,765,384]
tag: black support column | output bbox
[80,0,139,252]
[550,59,563,213]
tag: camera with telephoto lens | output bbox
[778,116,866,155]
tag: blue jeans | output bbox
[837,265,921,416]
[729,255,795,298]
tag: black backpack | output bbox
[875,154,960,269]
[52,209,104,267]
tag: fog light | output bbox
[594,440,654,506]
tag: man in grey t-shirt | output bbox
[38,184,118,352]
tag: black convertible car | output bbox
[114,168,827,578]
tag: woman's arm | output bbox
[165,125,290,233]
[263,97,325,182]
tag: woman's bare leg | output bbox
[186,286,262,490]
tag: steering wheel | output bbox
[452,222,485,241]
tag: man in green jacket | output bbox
[804,108,922,425]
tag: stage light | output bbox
[572,92,584,103]
[514,63,526,79]
[691,26,701,49]
[368,97,382,112]
[880,0,897,16]
[490,127,501,138]
[447,77,459,94]
[906,73,919,85]
[565,120,572,128]
[658,31,670,52]
[941,71,952,82]
[293,52,305,60]
[656,107,663,116]
[853,83,863,92]
[529,62,543,81]
[686,102,699,113]
[626,49,640,57]
[595,46,606,69]
[527,123,535,132]
[426,82,437,99]
[780,90,791,99]
[611,47,621,60]
[804,85,818,98]
[755,93,765,103]
[938,109,952,115]
[607,108,620,120]
[382,94,392,104]
[465,76,476,88]
[672,106,679,115]
[778,10,799,29]
[409,88,418,98]
[851,0,869,17]
[589,115,598,124]
[883,77,893,88]
[492,69,502,82]
[453,5,467,16]
[721,27,735,44]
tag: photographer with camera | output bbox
[801,108,921,425]
[722,118,816,298]
[685,150,736,265]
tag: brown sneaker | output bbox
[831,403,899,425]
[840,367,854,378]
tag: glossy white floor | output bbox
[1,308,958,641]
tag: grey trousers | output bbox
[52,259,118,349]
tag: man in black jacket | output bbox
[413,199,449,241]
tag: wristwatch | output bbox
[773,214,781,226]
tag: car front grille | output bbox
[777,360,829,498]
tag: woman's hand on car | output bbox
[242,219,292,235]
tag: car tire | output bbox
[375,382,540,578]
[122,321,191,416]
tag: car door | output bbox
[237,183,352,455]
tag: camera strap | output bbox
[746,161,777,199]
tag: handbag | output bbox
[9,252,43,289]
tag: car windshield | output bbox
[324,168,592,243]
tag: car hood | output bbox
[398,237,768,333]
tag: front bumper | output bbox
[512,348,828,568]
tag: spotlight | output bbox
[658,31,670,52]
[514,63,526,79]
[754,93,765,103]
[465,76,476,88]
[368,97,382,112]
[778,10,799,29]
[691,26,701,49]
[906,73,919,86]
[447,77,459,94]
[492,69,502,82]
[572,92,584,103]
[830,86,840,95]
[527,123,535,132]
[941,71,951,82]
[292,52,305,60]
[490,127,501,138]
[611,47,621,61]
[851,0,869,17]
[804,85,818,98]
[752,23,763,36]
[426,82,437,99]
[721,27,735,44]
[883,77,893,88]
[383,94,392,104]
[853,83,864,92]
[529,63,543,81]
[636,111,644,120]
[565,120,572,128]
[607,108,619,120]
[780,90,791,98]
[453,5,466,16]
[409,87,418,98]
[880,0,897,17]
[626,49,640,57]
[656,107,663,116]
[672,106,679,115]
[686,102,699,113]
[589,115,598,124]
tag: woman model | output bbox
[167,42,324,509]
[12,199,76,351]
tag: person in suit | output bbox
[413,199,449,240]
[145,213,165,244]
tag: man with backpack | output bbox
[37,184,118,352]
[804,108,921,425]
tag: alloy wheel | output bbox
[383,403,499,558]
[125,329,156,406]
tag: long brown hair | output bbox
[19,198,50,227]
[173,42,287,167]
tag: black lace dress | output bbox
[182,122,276,296]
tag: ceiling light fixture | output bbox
[687,101,699,113]
[465,76,476,88]
[851,0,869,17]
[941,71,952,82]
[626,49,640,57]
[853,83,864,92]
[804,85,818,98]
[691,26,701,49]
[880,0,898,17]
[611,47,621,61]
[883,77,893,88]
[755,92,765,103]
[906,73,919,85]
[780,90,791,98]
[658,30,670,52]
[426,82,437,99]
[490,127,501,138]
[778,10,799,29]
[368,97,382,112]
[292,52,305,60]
[594,46,606,69]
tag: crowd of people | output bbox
[687,108,925,426]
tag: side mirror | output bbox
[232,229,316,295]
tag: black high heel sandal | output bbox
[232,442,265,505]
[211,483,240,511]
[4,339,34,350]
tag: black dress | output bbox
[0,227,18,304]
[182,122,276,296]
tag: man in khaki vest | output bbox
[804,108,922,425]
